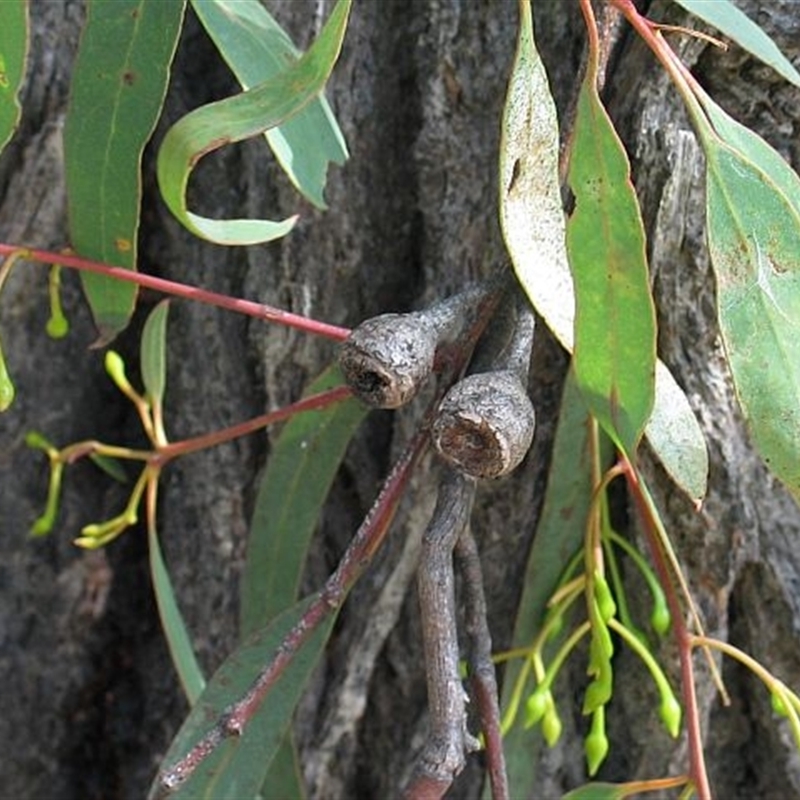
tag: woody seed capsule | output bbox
[431,370,535,479]
[432,296,536,479]
[339,281,501,409]
[338,313,438,409]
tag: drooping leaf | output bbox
[240,365,364,800]
[693,81,800,215]
[498,0,707,499]
[190,0,348,210]
[148,521,205,705]
[64,0,185,342]
[704,137,800,498]
[672,0,800,88]
[240,365,365,634]
[566,57,656,456]
[149,596,335,800]
[692,82,800,498]
[141,300,170,407]
[0,0,28,155]
[156,0,351,246]
[499,0,573,353]
[497,372,611,798]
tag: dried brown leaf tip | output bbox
[432,299,535,479]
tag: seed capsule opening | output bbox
[339,313,437,408]
[432,371,535,479]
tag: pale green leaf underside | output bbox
[706,140,800,498]
[156,0,350,246]
[191,0,348,210]
[498,0,707,500]
[141,300,170,407]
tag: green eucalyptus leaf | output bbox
[681,76,800,498]
[498,0,707,499]
[693,81,800,214]
[240,365,364,800]
[64,0,185,342]
[0,0,28,154]
[149,596,335,800]
[672,0,800,88]
[567,71,656,455]
[190,0,348,210]
[156,0,350,246]
[148,521,205,705]
[240,365,365,634]
[141,300,170,407]
[704,136,800,499]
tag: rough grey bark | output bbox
[1,1,800,799]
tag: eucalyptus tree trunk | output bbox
[2,2,800,799]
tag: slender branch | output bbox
[454,525,509,800]
[625,463,712,800]
[404,470,479,800]
[154,386,353,463]
[0,243,351,341]
[158,426,430,793]
[155,271,505,792]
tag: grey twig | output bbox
[455,526,509,800]
[404,469,480,800]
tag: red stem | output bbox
[159,426,429,792]
[0,243,351,341]
[624,461,712,800]
[154,385,353,463]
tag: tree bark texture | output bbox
[2,1,800,798]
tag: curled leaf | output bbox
[156,0,351,245]
[190,0,348,209]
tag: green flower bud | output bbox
[593,572,616,623]
[46,313,69,339]
[542,699,563,747]
[105,350,133,394]
[650,586,671,636]
[583,663,613,715]
[588,620,614,672]
[525,686,550,729]
[771,690,789,718]
[584,707,609,776]
[659,690,682,738]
